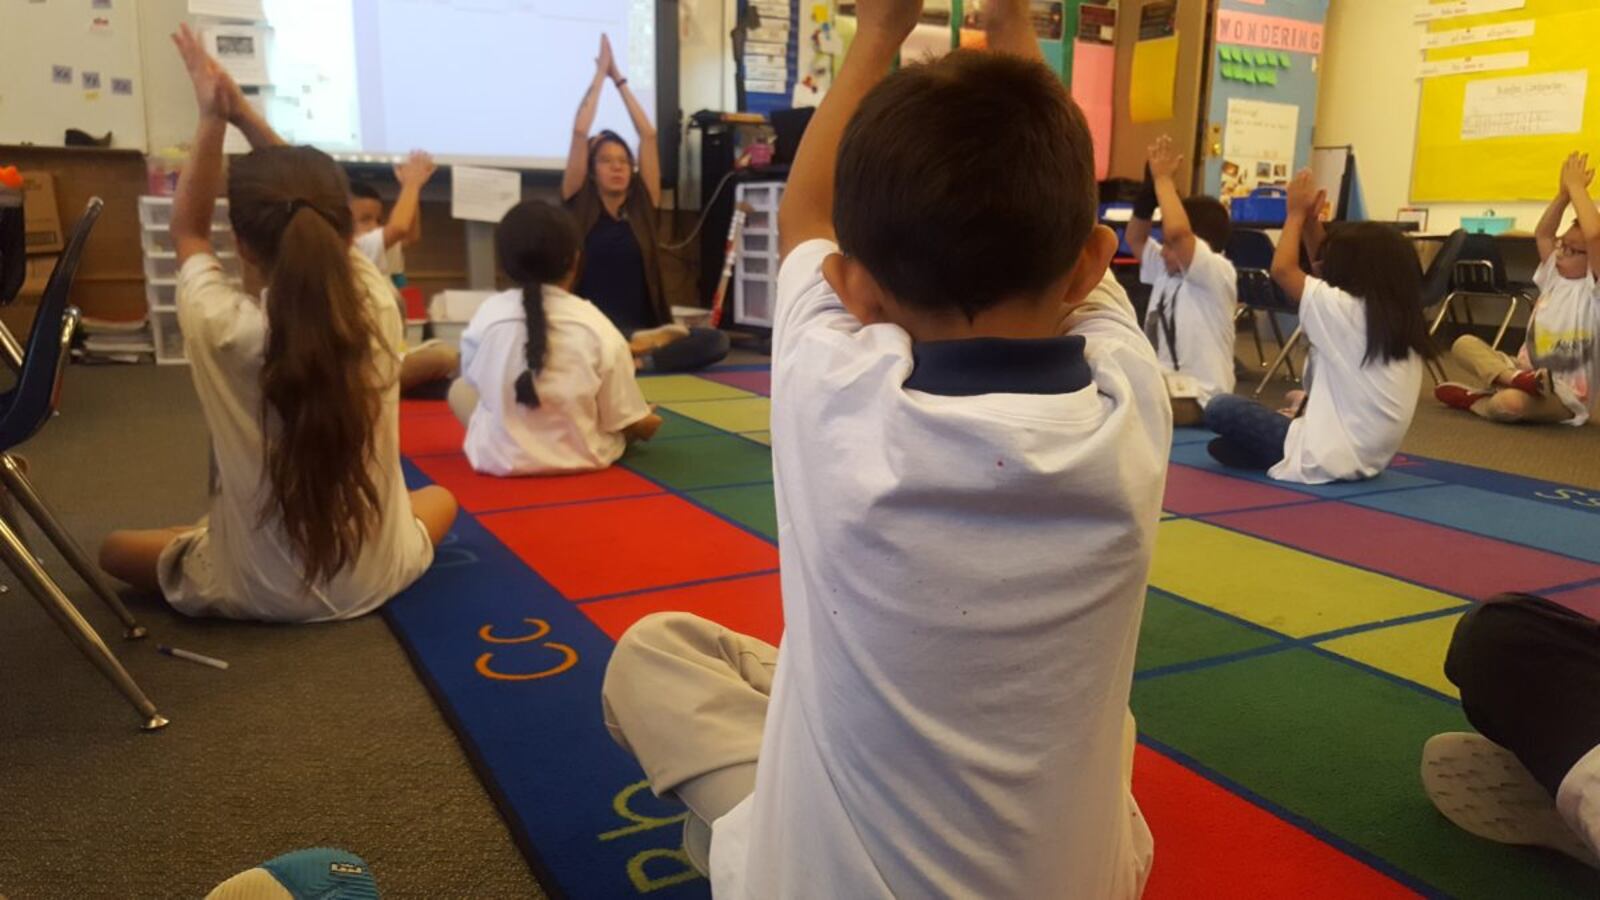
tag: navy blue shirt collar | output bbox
[904,336,1092,397]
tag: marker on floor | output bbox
[157,644,230,671]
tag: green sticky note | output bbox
[1262,69,1278,85]
[1220,63,1233,80]
[1278,51,1292,68]
[1257,50,1271,65]
[1245,69,1258,84]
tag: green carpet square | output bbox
[1136,589,1282,674]
[624,434,773,491]
[653,408,722,441]
[1132,649,1598,898]
[689,484,778,539]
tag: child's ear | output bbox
[823,253,889,325]
[1060,225,1118,308]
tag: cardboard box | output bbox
[20,171,63,255]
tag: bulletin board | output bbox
[0,0,149,150]
[1412,0,1600,202]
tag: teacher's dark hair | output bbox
[496,201,582,407]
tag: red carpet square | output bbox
[480,494,779,600]
[1163,465,1312,516]
[401,398,454,419]
[1136,746,1419,899]
[582,572,784,646]
[400,413,466,457]
[1207,502,1600,600]
[1549,583,1600,619]
[411,455,664,514]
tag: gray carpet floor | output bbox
[0,366,544,899]
[0,345,1594,899]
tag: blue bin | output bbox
[1231,187,1288,226]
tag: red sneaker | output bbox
[1507,369,1546,395]
[1435,382,1493,411]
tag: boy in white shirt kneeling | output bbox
[1126,135,1239,426]
[600,2,1170,896]
[349,151,460,395]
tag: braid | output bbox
[496,200,581,409]
[513,284,550,407]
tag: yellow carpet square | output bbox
[741,431,772,446]
[1150,520,1464,638]
[1317,613,1464,698]
[639,375,754,403]
[664,397,772,434]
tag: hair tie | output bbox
[285,198,336,229]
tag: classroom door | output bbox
[1201,0,1329,203]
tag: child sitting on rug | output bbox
[601,0,1167,894]
[1125,134,1238,426]
[349,154,461,395]
[1205,169,1436,483]
[1436,152,1599,426]
[447,200,662,477]
[99,27,457,622]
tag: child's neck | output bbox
[600,190,627,217]
[894,303,1065,344]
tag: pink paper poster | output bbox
[1072,40,1116,181]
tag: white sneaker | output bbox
[1422,732,1600,868]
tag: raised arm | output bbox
[984,0,1045,62]
[1271,169,1318,302]
[1563,152,1600,279]
[1148,136,1195,268]
[170,25,234,263]
[608,42,660,207]
[562,37,611,201]
[383,151,436,249]
[778,0,922,260]
[1536,154,1578,261]
[1301,189,1328,273]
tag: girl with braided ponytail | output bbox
[447,200,662,476]
[99,27,457,621]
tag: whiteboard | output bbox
[0,0,150,149]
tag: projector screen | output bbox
[260,0,658,170]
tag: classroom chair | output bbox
[1227,230,1303,394]
[0,198,166,731]
[1428,231,1533,353]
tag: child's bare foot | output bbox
[629,324,690,356]
[624,413,664,443]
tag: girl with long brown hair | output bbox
[99,28,457,621]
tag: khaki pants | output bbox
[601,612,1148,881]
[447,378,477,428]
[400,340,461,394]
[1450,335,1572,424]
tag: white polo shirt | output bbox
[1523,254,1599,426]
[709,240,1169,898]
[458,286,651,476]
[353,229,391,276]
[1272,276,1422,484]
[159,251,434,622]
[1140,238,1239,405]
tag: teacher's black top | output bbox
[565,175,670,333]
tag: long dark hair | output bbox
[228,145,386,586]
[496,201,582,407]
[1320,222,1439,365]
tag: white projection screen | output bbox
[260,0,659,169]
